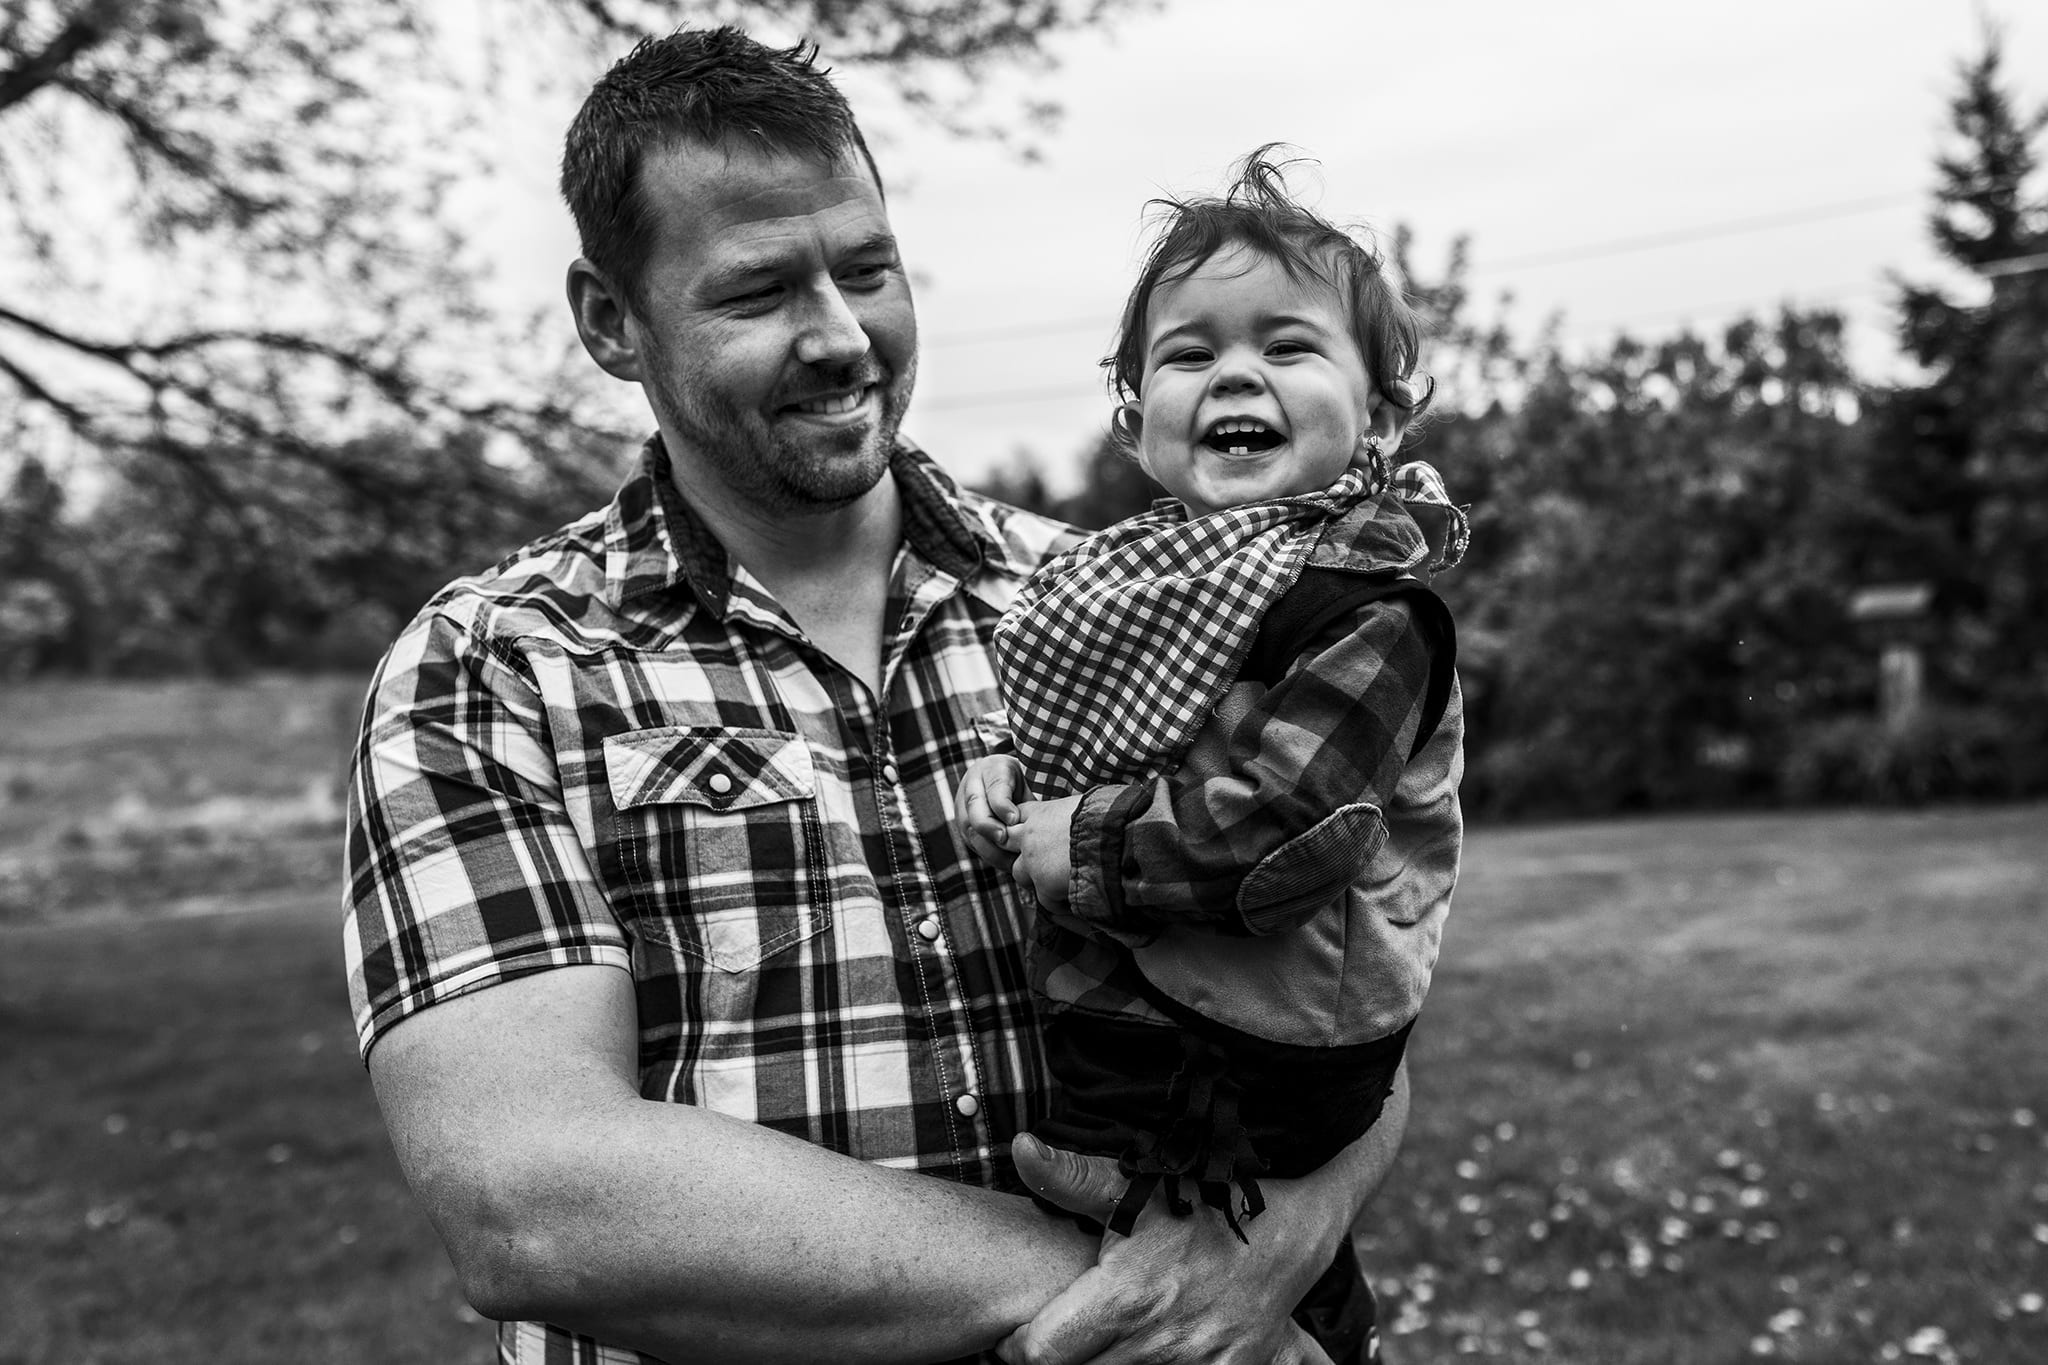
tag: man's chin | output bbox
[767,433,895,510]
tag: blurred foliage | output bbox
[2,21,2043,818]
[0,0,1147,668]
[977,35,2048,818]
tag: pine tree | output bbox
[1877,33,2048,710]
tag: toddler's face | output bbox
[1130,245,1376,517]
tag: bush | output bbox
[1775,706,2044,805]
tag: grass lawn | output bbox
[2,678,2044,1362]
[1359,803,2048,1363]
[1,905,480,1364]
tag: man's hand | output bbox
[956,760,1082,915]
[958,756,1026,873]
[1002,1134,1343,1365]
[1010,795,1083,914]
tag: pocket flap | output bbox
[604,727,815,813]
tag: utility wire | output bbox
[921,247,2045,413]
[1476,193,1918,272]
[919,382,1105,412]
[926,192,1921,347]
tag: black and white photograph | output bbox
[3,2,2044,1361]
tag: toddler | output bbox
[958,148,1468,1345]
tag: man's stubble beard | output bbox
[647,344,918,517]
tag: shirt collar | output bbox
[605,433,1013,616]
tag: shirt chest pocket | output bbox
[604,727,834,974]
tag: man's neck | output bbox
[669,462,904,695]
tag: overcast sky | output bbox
[482,0,2048,491]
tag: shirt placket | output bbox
[724,552,996,1178]
[878,554,996,1179]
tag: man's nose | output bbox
[795,284,872,367]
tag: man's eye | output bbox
[841,262,892,290]
[726,284,782,309]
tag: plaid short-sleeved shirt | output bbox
[343,436,1076,1363]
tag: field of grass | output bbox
[2,676,2044,1363]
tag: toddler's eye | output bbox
[1168,347,1212,365]
[1267,339,1310,356]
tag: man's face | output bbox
[627,140,917,516]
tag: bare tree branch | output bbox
[0,0,122,113]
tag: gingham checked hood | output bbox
[995,459,1466,801]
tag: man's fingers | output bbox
[967,830,1017,872]
[997,1266,1121,1365]
[1014,1133,1127,1227]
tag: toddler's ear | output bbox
[1365,376,1428,460]
[1111,401,1144,447]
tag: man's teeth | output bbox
[798,389,865,415]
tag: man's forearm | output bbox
[1342,1062,1410,1235]
[475,1100,1093,1361]
[371,966,1095,1364]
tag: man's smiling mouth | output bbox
[785,385,873,417]
[1203,418,1284,455]
[786,386,868,413]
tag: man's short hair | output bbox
[1104,144,1432,451]
[561,26,881,314]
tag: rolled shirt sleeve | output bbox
[343,604,626,1059]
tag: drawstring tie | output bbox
[1106,1033,1268,1244]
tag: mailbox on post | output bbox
[1847,582,1934,734]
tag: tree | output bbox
[1432,308,1872,817]
[0,0,1142,674]
[1874,32,2048,713]
[0,455,85,676]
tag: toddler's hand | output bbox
[1010,795,1083,915]
[957,755,1026,872]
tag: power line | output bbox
[928,315,1119,347]
[1473,193,1919,273]
[1561,282,1884,340]
[919,250,2046,413]
[918,382,1105,412]
[924,191,1922,347]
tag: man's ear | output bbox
[567,259,645,384]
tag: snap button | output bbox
[880,761,899,784]
[916,917,941,941]
[706,772,733,795]
[955,1093,980,1118]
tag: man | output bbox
[344,27,1407,1364]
